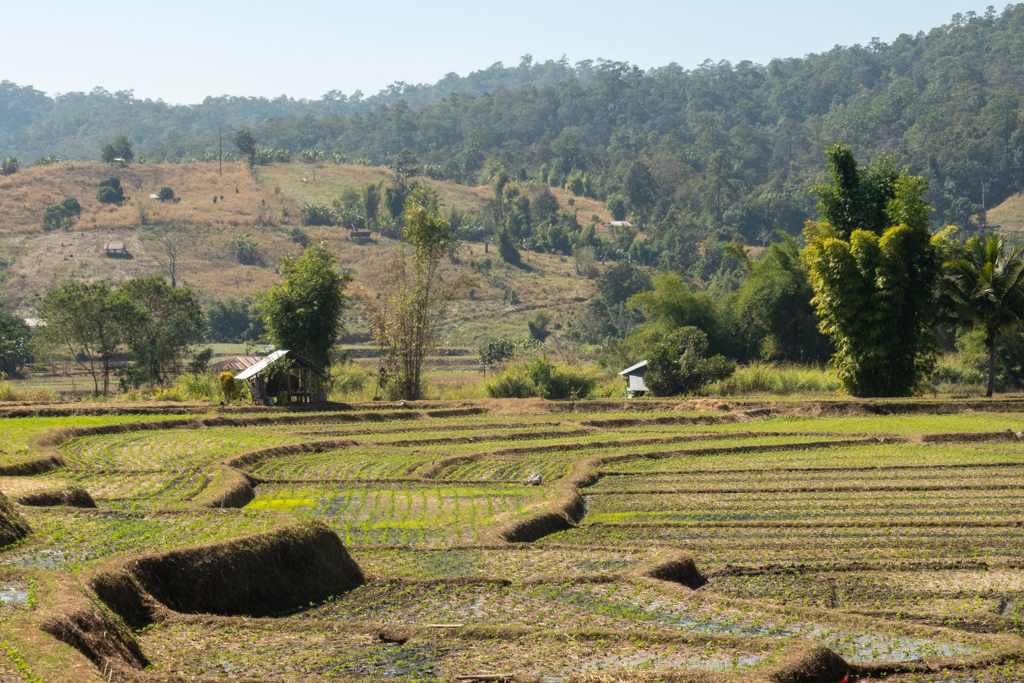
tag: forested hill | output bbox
[6,7,1024,237]
[0,56,585,159]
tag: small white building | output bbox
[619,360,649,395]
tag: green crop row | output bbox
[1,508,276,572]
[62,428,307,470]
[247,483,551,546]
[349,546,667,581]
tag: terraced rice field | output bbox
[3,398,1024,683]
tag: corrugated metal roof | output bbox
[234,349,328,381]
[234,350,288,380]
[618,360,649,376]
[209,356,263,374]
[103,242,126,250]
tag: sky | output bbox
[4,0,997,104]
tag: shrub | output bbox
[96,177,125,204]
[709,362,840,395]
[644,327,735,396]
[0,374,58,402]
[232,235,260,265]
[527,311,552,342]
[329,363,369,398]
[217,372,241,403]
[157,187,175,201]
[497,228,521,266]
[174,372,223,401]
[926,354,986,393]
[485,357,596,399]
[299,203,335,226]
[0,157,19,176]
[288,227,309,245]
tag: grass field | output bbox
[3,397,1024,682]
[0,161,598,345]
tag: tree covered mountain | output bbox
[5,7,1024,239]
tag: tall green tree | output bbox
[206,296,264,343]
[724,235,830,363]
[100,134,133,163]
[804,144,941,397]
[41,198,81,232]
[939,234,1024,397]
[361,180,383,230]
[120,275,208,387]
[234,129,257,165]
[257,241,352,369]
[38,282,141,394]
[0,310,31,376]
[364,188,463,400]
[623,160,658,226]
[643,327,735,397]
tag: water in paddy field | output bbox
[2,549,80,571]
[0,584,29,605]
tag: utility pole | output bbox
[218,130,223,175]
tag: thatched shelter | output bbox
[234,350,328,404]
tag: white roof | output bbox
[149,194,160,199]
[234,350,289,381]
[618,360,649,376]
[234,349,328,381]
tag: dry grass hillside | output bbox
[260,162,613,228]
[0,161,598,345]
[987,192,1024,231]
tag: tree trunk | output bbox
[987,330,996,398]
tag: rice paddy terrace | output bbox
[3,398,1024,683]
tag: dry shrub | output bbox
[0,376,60,402]
[0,489,31,546]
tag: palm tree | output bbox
[940,234,1024,397]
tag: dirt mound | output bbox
[768,643,849,683]
[0,454,64,476]
[114,520,364,618]
[638,551,707,589]
[194,466,255,508]
[15,484,96,508]
[40,603,149,672]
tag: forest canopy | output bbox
[4,8,1024,237]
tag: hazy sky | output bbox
[5,0,995,104]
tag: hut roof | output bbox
[618,360,649,376]
[209,356,264,374]
[234,349,327,381]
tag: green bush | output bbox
[485,358,596,399]
[644,327,735,396]
[299,203,335,226]
[923,353,987,394]
[329,363,369,397]
[96,177,125,204]
[175,372,222,401]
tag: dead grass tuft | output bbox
[0,489,31,546]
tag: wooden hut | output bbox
[103,242,128,256]
[234,350,328,404]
